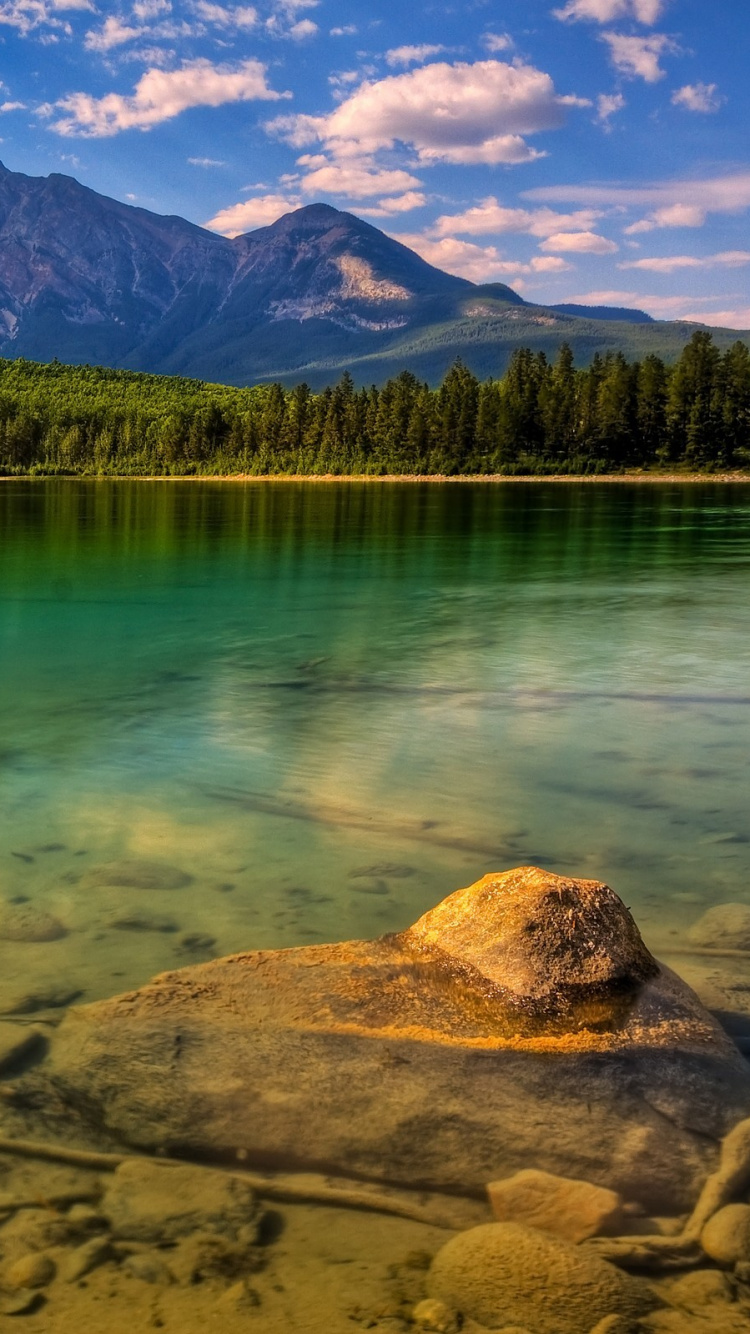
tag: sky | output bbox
[0,0,749,326]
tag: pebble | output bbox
[0,904,67,942]
[5,1252,56,1290]
[588,1317,642,1334]
[64,1204,109,1236]
[60,1236,113,1282]
[122,1251,174,1285]
[688,904,750,951]
[1,1290,44,1316]
[216,1279,261,1311]
[701,1203,750,1267]
[411,1298,460,1332]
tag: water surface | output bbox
[1,479,749,1010]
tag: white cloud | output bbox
[624,202,706,233]
[596,92,625,125]
[193,2,258,28]
[524,169,750,219]
[188,154,226,165]
[566,289,750,326]
[432,196,603,239]
[205,191,301,234]
[620,250,750,272]
[357,191,426,217]
[133,0,171,15]
[385,44,446,67]
[601,32,678,82]
[0,99,26,111]
[554,0,665,22]
[671,82,723,113]
[330,23,356,35]
[390,233,574,282]
[268,60,586,168]
[482,32,512,53]
[288,17,316,38]
[298,161,422,198]
[0,0,93,37]
[540,230,619,253]
[84,16,145,50]
[679,308,750,329]
[49,58,288,136]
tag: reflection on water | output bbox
[1,479,750,1330]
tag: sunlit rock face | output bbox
[45,867,750,1213]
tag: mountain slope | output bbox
[0,160,746,387]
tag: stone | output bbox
[216,1279,261,1312]
[64,1204,108,1236]
[486,1169,625,1243]
[588,1318,640,1334]
[426,1222,658,1334]
[167,1230,261,1286]
[108,913,179,933]
[411,1298,460,1333]
[102,1158,262,1244]
[0,984,81,1016]
[688,904,750,951]
[1,1290,44,1316]
[85,860,192,891]
[5,1253,56,1289]
[42,868,750,1213]
[0,1021,45,1074]
[60,1237,113,1282]
[122,1251,174,1285]
[701,1203,750,1267]
[661,1267,735,1310]
[0,904,67,942]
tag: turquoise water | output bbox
[1,478,749,1011]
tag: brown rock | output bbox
[0,904,67,942]
[102,1159,262,1244]
[661,1267,736,1311]
[0,1020,45,1074]
[43,869,750,1212]
[5,1252,56,1289]
[486,1169,625,1243]
[411,1299,460,1333]
[588,1317,640,1334]
[688,904,750,951]
[701,1203,750,1267]
[427,1222,657,1333]
[84,860,191,891]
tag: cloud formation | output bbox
[524,170,750,217]
[620,250,750,272]
[431,196,604,239]
[268,60,586,167]
[671,82,723,113]
[205,191,301,234]
[540,229,618,253]
[624,202,706,233]
[554,0,665,22]
[357,191,426,217]
[0,0,92,38]
[48,57,287,136]
[601,32,678,82]
[385,44,446,67]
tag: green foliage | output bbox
[0,332,748,477]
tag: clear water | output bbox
[1,478,750,1013]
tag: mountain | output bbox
[547,303,654,324]
[0,160,746,388]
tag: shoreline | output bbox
[2,471,750,484]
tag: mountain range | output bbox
[0,160,746,389]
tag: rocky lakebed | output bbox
[2,866,750,1332]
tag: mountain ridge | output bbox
[0,159,746,387]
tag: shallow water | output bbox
[0,478,749,1006]
[2,478,750,1332]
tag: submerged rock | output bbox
[43,867,750,1213]
[84,859,192,891]
[0,904,67,942]
[426,1221,657,1333]
[486,1169,625,1243]
[688,903,750,951]
[102,1159,262,1244]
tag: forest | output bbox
[0,330,748,476]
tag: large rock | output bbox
[426,1221,657,1333]
[43,868,750,1213]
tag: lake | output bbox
[1,478,749,1008]
[2,478,750,1332]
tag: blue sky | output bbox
[1,0,749,325]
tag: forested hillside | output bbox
[1,331,748,476]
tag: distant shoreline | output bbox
[2,471,750,484]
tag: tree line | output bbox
[0,330,748,476]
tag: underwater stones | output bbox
[0,904,67,942]
[101,1159,262,1245]
[0,1021,45,1074]
[5,1252,56,1290]
[411,1297,460,1332]
[43,868,750,1213]
[59,1237,113,1283]
[84,859,192,891]
[688,904,750,951]
[700,1203,750,1267]
[107,912,179,934]
[426,1222,657,1333]
[661,1267,736,1312]
[486,1169,625,1244]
